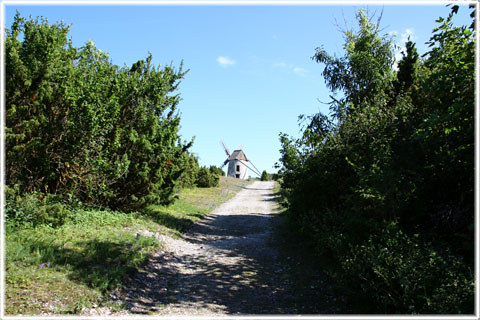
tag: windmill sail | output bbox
[219,142,259,179]
[220,140,230,157]
[220,158,229,168]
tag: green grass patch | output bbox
[5,176,250,315]
[5,210,160,315]
[146,176,250,237]
[5,263,102,314]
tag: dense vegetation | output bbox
[5,14,224,223]
[5,13,195,214]
[4,14,230,314]
[276,6,475,314]
[195,166,222,188]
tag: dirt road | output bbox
[109,180,298,315]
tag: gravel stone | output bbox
[105,181,298,315]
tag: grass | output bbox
[147,176,250,237]
[4,176,250,315]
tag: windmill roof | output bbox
[228,150,248,161]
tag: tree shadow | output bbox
[22,238,150,295]
[262,192,282,202]
[115,213,298,315]
[143,208,203,233]
[272,211,350,314]
[241,186,273,191]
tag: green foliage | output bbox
[260,170,269,181]
[196,166,220,188]
[209,165,225,177]
[277,7,474,314]
[312,9,395,119]
[5,185,72,228]
[340,223,473,314]
[5,13,192,212]
[176,151,200,188]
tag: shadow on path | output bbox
[115,212,296,314]
[112,181,346,315]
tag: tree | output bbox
[196,167,219,188]
[260,170,269,181]
[276,6,474,313]
[312,9,395,120]
[5,13,192,211]
[6,13,78,193]
[209,165,225,177]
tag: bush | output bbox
[5,13,192,212]
[276,7,474,314]
[260,170,269,181]
[209,165,225,177]
[196,167,219,188]
[339,223,474,314]
[176,152,200,189]
[5,186,72,228]
[37,203,70,228]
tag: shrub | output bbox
[37,203,70,228]
[339,223,474,314]
[5,186,41,228]
[5,13,192,212]
[196,167,219,188]
[260,170,269,181]
[176,152,200,189]
[5,186,72,228]
[209,165,225,177]
[276,6,474,314]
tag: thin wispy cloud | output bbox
[273,60,308,77]
[217,56,236,67]
[273,61,288,68]
[389,28,415,45]
[401,28,415,43]
[293,67,308,77]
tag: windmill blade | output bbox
[248,160,262,177]
[238,159,261,177]
[220,158,229,169]
[220,140,230,156]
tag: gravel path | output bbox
[108,181,298,315]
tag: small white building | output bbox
[226,150,248,179]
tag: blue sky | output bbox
[3,1,474,176]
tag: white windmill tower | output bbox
[220,140,261,179]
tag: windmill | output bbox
[220,140,261,179]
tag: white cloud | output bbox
[217,56,236,67]
[293,67,308,77]
[391,28,416,70]
[273,61,288,68]
[273,60,308,77]
[394,52,403,65]
[400,28,415,43]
